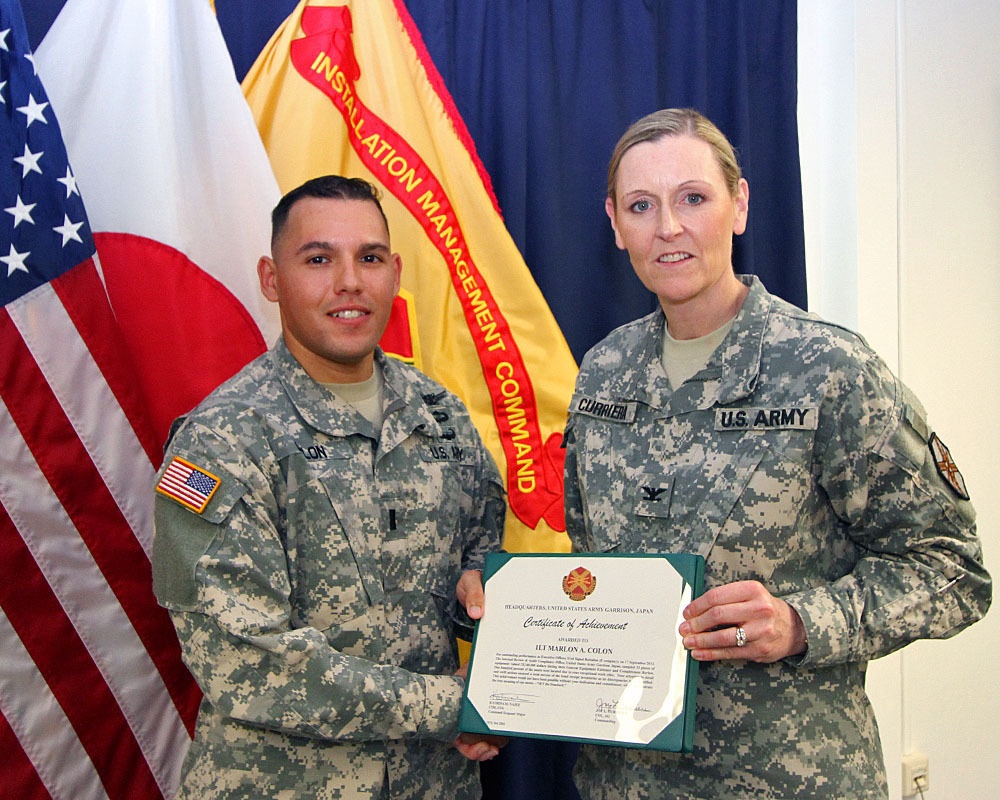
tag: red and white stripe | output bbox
[0,262,197,799]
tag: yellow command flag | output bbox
[243,0,578,553]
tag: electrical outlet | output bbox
[902,751,929,796]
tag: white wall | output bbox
[798,1,1000,798]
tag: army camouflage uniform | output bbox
[563,276,991,799]
[153,340,505,800]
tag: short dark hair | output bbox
[270,175,389,248]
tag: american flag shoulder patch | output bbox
[156,456,222,514]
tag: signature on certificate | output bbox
[489,692,539,705]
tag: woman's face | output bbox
[606,134,748,314]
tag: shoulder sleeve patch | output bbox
[928,433,970,500]
[156,456,222,514]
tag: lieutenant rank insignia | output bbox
[928,433,970,500]
[562,566,597,602]
[156,457,221,513]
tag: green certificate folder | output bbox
[459,552,704,752]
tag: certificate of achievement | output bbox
[459,552,704,752]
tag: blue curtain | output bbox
[399,1,804,361]
[24,2,802,798]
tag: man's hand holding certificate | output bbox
[459,553,704,752]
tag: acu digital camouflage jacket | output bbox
[564,276,990,800]
[153,341,505,800]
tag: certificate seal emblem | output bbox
[562,566,596,601]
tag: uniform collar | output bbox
[271,340,444,442]
[714,274,769,403]
[377,352,449,451]
[604,274,770,412]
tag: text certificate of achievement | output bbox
[459,553,704,752]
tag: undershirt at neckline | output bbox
[661,316,735,389]
[322,366,383,428]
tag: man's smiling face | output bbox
[258,196,402,383]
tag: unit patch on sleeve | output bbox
[156,456,222,513]
[929,433,970,500]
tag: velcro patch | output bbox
[296,441,348,461]
[929,433,970,500]
[715,406,819,431]
[422,443,476,464]
[570,396,637,423]
[156,456,221,514]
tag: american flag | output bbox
[156,457,221,515]
[0,1,198,797]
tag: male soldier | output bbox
[153,175,505,799]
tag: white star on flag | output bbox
[16,92,47,126]
[4,195,36,227]
[53,214,84,245]
[57,166,79,198]
[14,142,43,177]
[1,243,30,276]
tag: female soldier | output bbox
[563,108,991,799]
